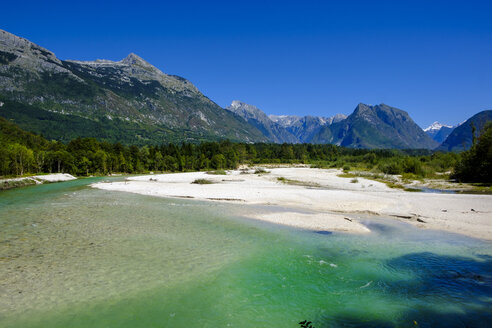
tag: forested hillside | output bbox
[1,117,461,180]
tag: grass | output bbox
[457,183,492,194]
[191,178,214,185]
[337,171,423,191]
[0,177,38,190]
[254,168,269,174]
[337,173,358,178]
[206,170,227,175]
[277,176,320,187]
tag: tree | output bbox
[163,155,178,171]
[35,150,47,173]
[78,156,92,176]
[49,150,74,173]
[452,122,492,183]
[93,150,108,174]
[211,154,226,169]
[8,143,34,176]
[0,144,11,175]
[154,151,164,171]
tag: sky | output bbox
[2,0,491,128]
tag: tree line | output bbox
[1,116,490,183]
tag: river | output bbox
[0,178,491,327]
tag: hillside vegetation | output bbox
[1,117,467,183]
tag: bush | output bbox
[343,165,351,172]
[378,161,402,175]
[402,157,425,177]
[191,178,214,184]
[254,168,269,174]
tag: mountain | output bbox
[226,100,348,144]
[269,113,346,142]
[424,122,455,143]
[1,29,483,150]
[311,103,439,149]
[437,110,492,151]
[225,101,298,143]
[0,29,267,144]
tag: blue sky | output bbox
[2,0,491,127]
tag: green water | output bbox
[1,179,491,327]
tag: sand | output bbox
[91,168,492,240]
[1,173,76,188]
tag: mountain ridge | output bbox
[225,100,298,143]
[424,121,456,144]
[437,110,492,151]
[1,29,488,150]
[311,103,439,149]
[0,29,268,144]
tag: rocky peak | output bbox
[424,121,453,132]
[121,53,144,65]
[269,115,301,126]
[326,113,347,124]
[226,100,299,143]
[0,29,65,70]
[354,103,370,112]
[0,29,58,62]
[69,53,161,72]
[227,100,266,121]
[66,52,200,95]
[120,53,158,71]
[352,103,377,122]
[352,103,410,126]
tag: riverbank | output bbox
[91,168,492,241]
[0,173,76,190]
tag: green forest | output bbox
[1,116,491,183]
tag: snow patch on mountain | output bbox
[424,121,453,132]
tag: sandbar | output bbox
[91,168,492,240]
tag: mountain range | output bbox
[424,122,456,143]
[0,29,267,144]
[270,113,347,142]
[437,110,492,151]
[0,29,490,150]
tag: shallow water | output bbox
[419,186,457,194]
[1,178,491,327]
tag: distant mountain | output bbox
[226,101,348,144]
[424,122,455,143]
[311,103,438,149]
[270,113,346,142]
[225,101,297,143]
[0,29,267,144]
[437,110,492,151]
[1,29,484,150]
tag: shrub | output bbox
[191,178,214,184]
[254,168,269,174]
[378,161,402,175]
[402,157,425,177]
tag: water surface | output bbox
[1,178,491,327]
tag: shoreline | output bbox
[0,173,77,190]
[91,168,492,241]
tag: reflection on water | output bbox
[419,186,457,194]
[0,178,491,328]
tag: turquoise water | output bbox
[0,179,491,327]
